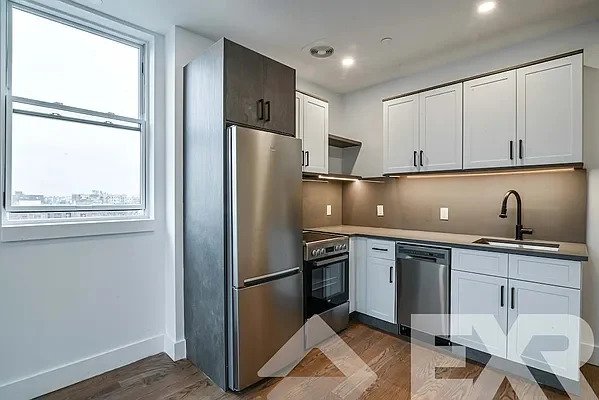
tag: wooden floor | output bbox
[40,322,599,400]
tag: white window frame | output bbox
[0,0,158,240]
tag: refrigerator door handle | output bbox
[243,267,301,287]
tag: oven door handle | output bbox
[312,254,349,268]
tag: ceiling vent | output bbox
[310,45,334,58]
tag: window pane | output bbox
[11,8,141,118]
[11,113,142,209]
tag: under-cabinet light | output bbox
[318,175,360,182]
[392,167,576,179]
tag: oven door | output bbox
[305,254,349,319]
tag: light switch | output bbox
[326,205,332,216]
[440,207,449,221]
[377,205,384,217]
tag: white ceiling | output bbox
[75,0,599,93]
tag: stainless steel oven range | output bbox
[303,231,350,333]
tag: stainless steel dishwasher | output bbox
[396,243,450,338]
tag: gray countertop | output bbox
[308,225,589,261]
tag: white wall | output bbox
[342,21,599,178]
[164,26,214,361]
[0,33,169,400]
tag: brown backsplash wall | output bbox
[303,181,343,228]
[342,170,588,243]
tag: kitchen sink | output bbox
[473,238,560,252]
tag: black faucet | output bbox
[499,190,533,241]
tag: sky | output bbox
[9,8,142,197]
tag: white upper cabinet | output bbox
[419,83,463,172]
[383,84,463,174]
[383,95,419,174]
[517,54,583,166]
[295,92,303,141]
[464,71,517,169]
[296,92,329,174]
[382,53,583,174]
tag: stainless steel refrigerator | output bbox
[226,125,304,391]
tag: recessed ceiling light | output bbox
[309,45,334,58]
[342,57,355,68]
[477,1,496,14]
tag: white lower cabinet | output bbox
[451,270,508,358]
[450,248,582,381]
[507,279,581,380]
[352,237,368,314]
[366,257,396,323]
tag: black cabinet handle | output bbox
[257,99,264,120]
[372,247,388,252]
[389,267,394,284]
[519,140,523,160]
[509,141,514,160]
[301,151,305,167]
[413,151,417,167]
[511,287,515,309]
[265,101,271,122]
[306,151,310,167]
[500,285,505,307]
[419,150,424,167]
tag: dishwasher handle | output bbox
[396,244,450,265]
[398,254,439,263]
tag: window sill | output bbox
[0,218,156,242]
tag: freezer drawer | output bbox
[228,272,304,391]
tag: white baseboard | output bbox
[164,335,187,361]
[582,342,599,366]
[0,334,164,400]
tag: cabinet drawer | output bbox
[367,239,396,260]
[508,254,581,289]
[452,248,508,277]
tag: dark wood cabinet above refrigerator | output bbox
[224,39,296,136]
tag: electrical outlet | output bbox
[377,205,384,217]
[326,205,332,216]
[440,207,449,221]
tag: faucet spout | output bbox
[499,190,532,240]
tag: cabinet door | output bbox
[295,92,303,140]
[383,95,419,174]
[450,270,508,358]
[419,83,463,172]
[507,280,580,380]
[224,40,264,128]
[516,54,582,166]
[302,95,329,174]
[354,238,368,314]
[464,71,517,169]
[366,257,396,323]
[263,58,296,136]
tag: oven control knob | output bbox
[311,249,318,257]
[319,249,325,256]
[342,244,347,250]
